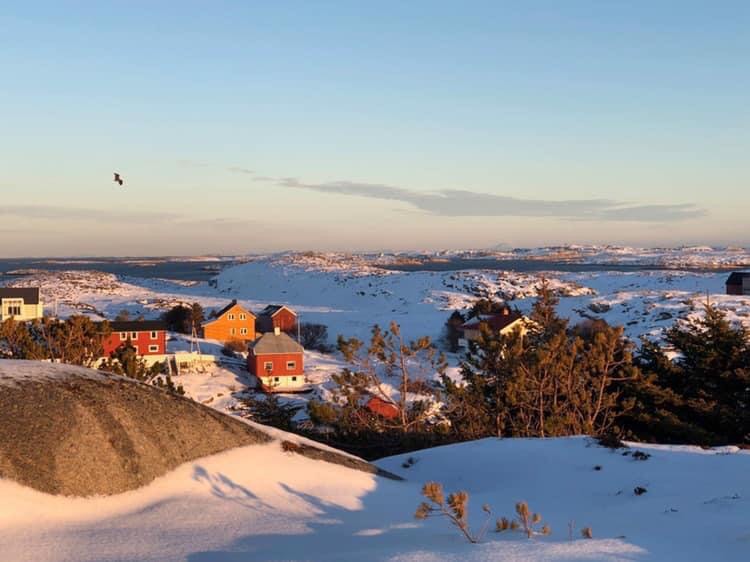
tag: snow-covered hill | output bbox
[3,435,750,561]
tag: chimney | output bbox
[274,326,281,336]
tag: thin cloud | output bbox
[227,166,255,175]
[0,205,180,224]
[269,177,704,222]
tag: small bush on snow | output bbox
[415,482,492,544]
[496,501,551,539]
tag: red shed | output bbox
[101,320,167,357]
[248,328,305,392]
[366,396,400,420]
[257,304,298,334]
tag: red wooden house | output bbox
[101,320,168,357]
[248,327,305,392]
[257,304,298,334]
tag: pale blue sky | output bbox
[1,1,748,256]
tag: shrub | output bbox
[415,482,492,544]
[299,323,332,352]
[581,527,593,539]
[496,501,551,539]
[222,338,247,355]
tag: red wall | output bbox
[272,309,298,332]
[248,351,304,376]
[103,330,167,357]
[727,284,743,295]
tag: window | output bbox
[4,299,23,316]
[286,361,296,370]
[239,313,246,320]
[130,332,138,340]
[291,376,297,382]
[230,327,236,335]
[148,345,159,353]
[119,332,128,341]
[150,331,158,339]
[240,328,248,335]
[133,345,139,354]
[274,377,280,382]
[228,314,235,320]
[264,361,273,373]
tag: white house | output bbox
[0,288,44,322]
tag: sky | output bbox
[1,1,748,256]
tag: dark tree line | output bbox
[294,286,750,459]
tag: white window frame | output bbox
[150,331,158,339]
[286,360,296,370]
[230,327,236,335]
[119,332,128,341]
[239,313,246,320]
[133,345,140,354]
[148,344,159,353]
[4,299,23,317]
[130,332,138,340]
[228,313,235,321]
[264,361,273,373]
[240,327,248,335]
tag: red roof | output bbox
[460,310,523,332]
[366,397,400,419]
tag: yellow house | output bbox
[459,309,528,344]
[201,300,256,343]
[0,288,43,322]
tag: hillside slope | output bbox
[0,360,393,497]
[3,429,750,560]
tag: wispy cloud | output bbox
[266,177,705,222]
[227,166,255,175]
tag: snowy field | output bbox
[4,250,750,418]
[2,434,749,561]
[3,250,748,345]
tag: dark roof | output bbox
[461,310,524,332]
[204,300,254,325]
[250,331,303,354]
[726,272,750,285]
[259,304,297,317]
[104,320,167,332]
[0,287,40,304]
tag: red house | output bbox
[257,304,298,334]
[101,320,168,357]
[248,328,305,392]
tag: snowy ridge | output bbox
[2,435,750,560]
[0,359,115,388]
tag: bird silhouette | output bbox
[113,172,124,186]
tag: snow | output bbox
[0,359,114,388]
[3,434,750,560]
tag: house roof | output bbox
[203,300,254,326]
[259,304,296,318]
[460,310,524,332]
[250,331,303,355]
[104,320,167,332]
[0,287,40,304]
[726,272,750,285]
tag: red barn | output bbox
[101,320,167,357]
[248,328,305,392]
[366,396,400,420]
[257,304,298,334]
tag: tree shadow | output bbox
[192,466,273,512]
[186,477,427,561]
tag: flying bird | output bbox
[113,172,124,186]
